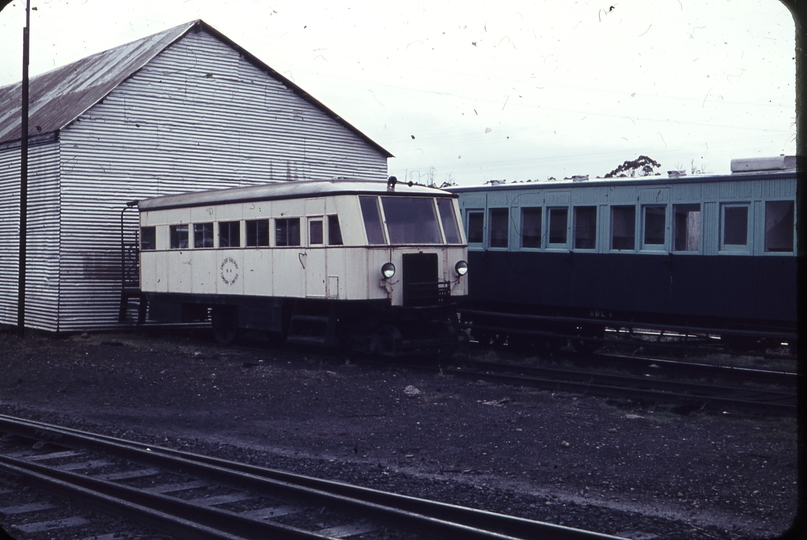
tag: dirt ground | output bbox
[0,328,801,539]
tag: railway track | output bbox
[445,354,798,416]
[0,414,621,540]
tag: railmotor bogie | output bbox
[135,178,469,354]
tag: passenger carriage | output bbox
[449,157,798,353]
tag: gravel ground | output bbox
[0,328,801,539]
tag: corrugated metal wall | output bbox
[52,28,388,331]
[0,140,61,330]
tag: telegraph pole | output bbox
[18,0,30,337]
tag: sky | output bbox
[0,0,797,186]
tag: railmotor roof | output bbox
[137,179,456,211]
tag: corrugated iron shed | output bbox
[0,19,392,158]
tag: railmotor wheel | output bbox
[211,306,239,345]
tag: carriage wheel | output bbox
[211,306,239,345]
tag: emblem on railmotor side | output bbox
[220,257,239,285]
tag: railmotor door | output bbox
[402,253,439,307]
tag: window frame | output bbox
[466,210,485,245]
[520,207,543,249]
[610,205,636,252]
[672,203,701,254]
[640,205,667,251]
[140,226,156,251]
[218,221,241,249]
[764,200,795,254]
[276,217,301,247]
[193,222,214,249]
[169,224,189,250]
[245,219,270,247]
[720,203,750,253]
[487,207,509,249]
[573,206,597,250]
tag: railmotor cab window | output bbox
[381,196,441,244]
[436,198,462,244]
[140,226,156,250]
[328,215,343,245]
[359,196,387,245]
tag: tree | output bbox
[604,155,661,178]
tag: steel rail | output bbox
[0,414,623,540]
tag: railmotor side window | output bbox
[359,196,387,245]
[488,208,509,248]
[218,221,240,248]
[140,227,156,250]
[521,207,542,248]
[381,196,442,243]
[194,222,214,248]
[673,204,701,252]
[170,225,188,249]
[246,219,269,247]
[611,206,636,250]
[765,201,794,253]
[276,218,301,246]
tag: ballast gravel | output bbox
[0,329,800,539]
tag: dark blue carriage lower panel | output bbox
[467,250,797,331]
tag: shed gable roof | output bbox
[0,20,392,157]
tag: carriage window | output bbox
[246,219,269,247]
[548,208,568,245]
[140,227,156,251]
[437,198,462,244]
[276,218,301,246]
[467,211,484,243]
[309,219,323,245]
[359,196,386,244]
[611,206,635,250]
[328,215,343,245]
[488,208,509,248]
[722,205,749,247]
[574,206,596,249]
[381,196,441,243]
[521,207,542,248]
[193,222,214,248]
[643,206,666,247]
[673,204,701,252]
[218,221,240,248]
[170,225,188,249]
[765,201,794,253]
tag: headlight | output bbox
[381,262,396,279]
[455,260,468,276]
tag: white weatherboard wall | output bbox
[0,28,388,332]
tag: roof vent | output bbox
[730,155,796,173]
